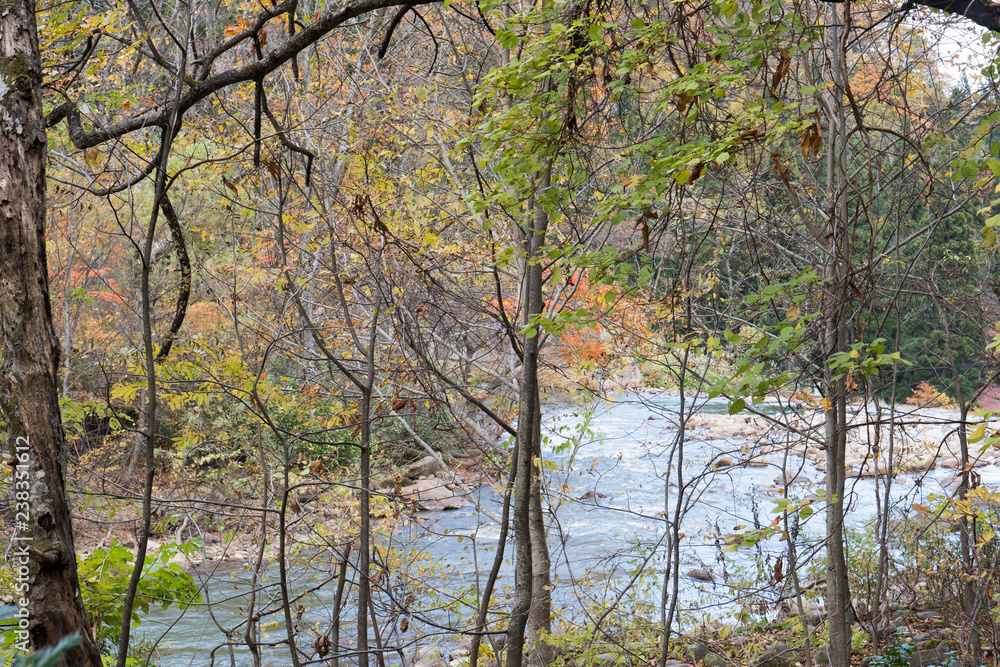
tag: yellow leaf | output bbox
[84,148,101,168]
[969,423,986,444]
[820,398,833,412]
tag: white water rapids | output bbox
[145,391,1000,665]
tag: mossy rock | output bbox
[703,653,727,667]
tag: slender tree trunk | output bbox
[526,396,552,667]
[822,339,851,667]
[357,293,381,667]
[822,7,853,664]
[507,170,552,667]
[932,291,982,662]
[0,0,102,663]
[506,283,540,667]
[358,382,373,667]
[116,127,170,667]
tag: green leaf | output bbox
[728,397,746,415]
[983,226,995,246]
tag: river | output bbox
[143,391,998,666]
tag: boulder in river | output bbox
[714,454,734,468]
[399,478,468,511]
[401,455,442,480]
[686,568,715,582]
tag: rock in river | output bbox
[401,455,442,480]
[399,478,468,511]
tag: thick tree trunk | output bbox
[0,0,102,663]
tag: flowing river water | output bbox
[144,391,1000,666]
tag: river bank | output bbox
[69,388,997,569]
[60,389,1000,667]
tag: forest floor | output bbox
[68,432,498,567]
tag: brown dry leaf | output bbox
[771,48,792,92]
[222,175,239,195]
[636,218,650,252]
[801,122,823,158]
[689,163,705,183]
[676,91,694,113]
[261,157,279,179]
[772,152,791,188]
[794,391,818,408]
[786,305,800,321]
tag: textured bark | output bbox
[932,292,982,662]
[822,9,853,665]
[0,0,102,662]
[506,170,552,667]
[822,329,851,667]
[505,298,538,667]
[526,397,552,667]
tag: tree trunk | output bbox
[506,269,540,667]
[526,396,552,667]
[507,170,552,667]
[0,0,102,663]
[822,314,851,667]
[932,290,982,662]
[822,8,853,665]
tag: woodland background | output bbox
[7,0,1000,666]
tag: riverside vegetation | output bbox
[8,0,1000,666]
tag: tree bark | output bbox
[0,0,102,662]
[526,396,552,667]
[821,8,853,665]
[506,169,552,667]
[932,290,982,663]
[506,276,539,667]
